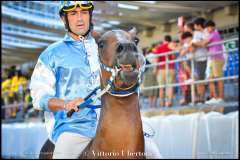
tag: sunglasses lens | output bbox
[62,1,93,11]
[80,3,93,9]
[62,5,75,11]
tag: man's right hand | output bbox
[63,97,84,112]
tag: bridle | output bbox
[67,53,144,117]
[67,32,145,117]
[98,50,143,97]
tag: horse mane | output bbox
[91,30,101,43]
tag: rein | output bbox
[66,56,142,117]
[66,53,154,138]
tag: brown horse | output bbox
[79,28,145,158]
[39,28,145,159]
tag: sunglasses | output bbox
[61,1,93,12]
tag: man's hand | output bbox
[64,97,84,112]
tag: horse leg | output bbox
[39,138,55,159]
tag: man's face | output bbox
[194,24,201,31]
[64,7,90,36]
[207,26,214,33]
[184,37,192,44]
[184,25,192,32]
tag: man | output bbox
[191,17,208,104]
[153,35,175,107]
[200,20,225,104]
[30,1,101,158]
[30,1,162,159]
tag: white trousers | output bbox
[53,132,162,159]
[53,132,91,159]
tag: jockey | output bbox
[29,1,101,158]
[30,1,162,159]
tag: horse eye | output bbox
[98,41,104,48]
[134,37,139,45]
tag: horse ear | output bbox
[91,30,102,43]
[129,27,137,37]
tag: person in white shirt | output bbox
[191,17,208,104]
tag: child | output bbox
[179,32,194,105]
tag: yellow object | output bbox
[209,60,225,78]
[156,69,175,86]
[2,79,12,97]
[61,1,93,12]
[24,94,31,104]
[18,76,28,91]
[11,75,19,93]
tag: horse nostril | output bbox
[117,44,124,53]
[133,45,137,52]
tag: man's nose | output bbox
[76,12,83,20]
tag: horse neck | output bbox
[102,93,140,115]
[93,93,144,152]
[99,93,142,129]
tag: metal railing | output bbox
[141,37,239,105]
[1,37,239,122]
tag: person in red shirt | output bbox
[153,35,175,107]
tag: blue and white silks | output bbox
[30,33,101,143]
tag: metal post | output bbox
[166,54,169,105]
[192,112,201,158]
[191,55,195,106]
[236,112,239,159]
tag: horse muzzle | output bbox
[116,52,144,85]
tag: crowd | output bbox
[1,65,36,119]
[142,17,228,108]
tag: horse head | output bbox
[95,28,145,96]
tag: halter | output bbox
[67,34,145,115]
[99,56,142,97]
[67,54,143,117]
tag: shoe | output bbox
[180,99,186,105]
[205,98,218,104]
[197,101,204,105]
[216,98,224,103]
[189,102,194,106]
[165,101,172,107]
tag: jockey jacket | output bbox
[30,33,101,143]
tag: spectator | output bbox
[184,22,194,34]
[153,35,175,107]
[142,47,159,109]
[23,89,33,119]
[2,71,12,118]
[2,69,10,105]
[191,17,208,104]
[179,32,194,105]
[201,20,225,104]
[16,70,28,102]
[11,70,20,102]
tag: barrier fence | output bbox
[1,37,239,121]
[141,37,239,105]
